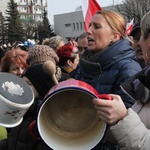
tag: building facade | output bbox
[54,11,85,42]
[0,0,47,22]
[53,6,114,42]
[0,0,10,17]
[16,0,47,22]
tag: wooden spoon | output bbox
[43,60,58,85]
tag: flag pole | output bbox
[113,0,115,10]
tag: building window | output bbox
[34,8,38,11]
[76,23,79,30]
[65,23,71,27]
[80,22,82,29]
[73,23,75,30]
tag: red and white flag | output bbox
[81,0,102,31]
[126,19,134,36]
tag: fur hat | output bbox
[22,64,54,97]
[27,45,59,66]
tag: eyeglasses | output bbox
[77,46,87,52]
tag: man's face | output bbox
[132,29,144,62]
[77,37,88,57]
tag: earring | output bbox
[146,52,150,58]
[146,48,150,58]
[108,40,113,46]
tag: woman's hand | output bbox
[93,94,128,125]
[68,38,78,47]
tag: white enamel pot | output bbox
[0,72,34,128]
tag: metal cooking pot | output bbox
[36,79,111,150]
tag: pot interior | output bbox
[38,88,106,150]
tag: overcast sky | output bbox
[47,0,123,24]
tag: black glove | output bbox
[121,65,150,104]
[135,81,150,104]
[138,67,150,90]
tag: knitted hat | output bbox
[27,45,59,66]
[22,64,54,97]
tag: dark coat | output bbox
[58,66,70,82]
[74,39,142,108]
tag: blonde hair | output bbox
[42,36,64,51]
[42,38,50,46]
[96,10,126,38]
[49,36,64,50]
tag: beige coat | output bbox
[110,101,150,150]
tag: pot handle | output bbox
[98,94,113,100]
[29,120,40,141]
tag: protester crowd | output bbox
[0,9,150,150]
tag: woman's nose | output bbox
[87,27,91,34]
[17,68,24,76]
